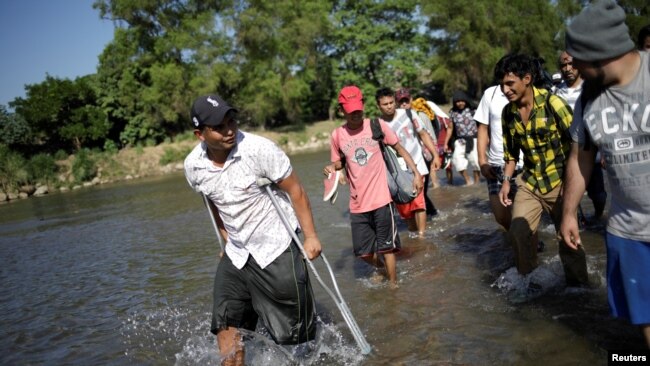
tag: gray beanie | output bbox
[565,0,635,62]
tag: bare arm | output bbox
[392,141,424,194]
[560,142,596,250]
[276,171,322,260]
[418,129,440,170]
[477,123,495,179]
[444,122,454,152]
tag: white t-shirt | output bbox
[554,80,583,110]
[381,108,428,175]
[474,85,525,169]
[184,131,299,269]
[473,86,510,166]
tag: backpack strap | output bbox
[405,108,415,128]
[370,118,384,142]
[332,126,347,167]
[405,108,425,141]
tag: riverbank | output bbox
[0,119,341,204]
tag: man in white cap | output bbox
[184,94,323,364]
[560,0,650,347]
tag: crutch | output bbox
[256,178,372,355]
[202,193,225,252]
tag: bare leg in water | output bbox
[217,327,245,366]
[362,253,398,288]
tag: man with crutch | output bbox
[184,94,322,365]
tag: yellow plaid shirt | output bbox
[502,87,573,193]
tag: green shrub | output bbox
[175,130,195,142]
[0,144,29,192]
[54,149,68,161]
[278,136,289,146]
[71,149,97,183]
[28,154,58,185]
[103,140,118,155]
[159,147,192,165]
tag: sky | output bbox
[0,0,115,108]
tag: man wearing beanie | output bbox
[184,94,323,363]
[560,0,650,347]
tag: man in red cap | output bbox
[324,85,421,288]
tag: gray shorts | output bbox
[211,242,315,345]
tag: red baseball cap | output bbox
[338,86,364,113]
[395,88,411,102]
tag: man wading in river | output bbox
[560,0,650,347]
[496,54,589,288]
[184,94,322,365]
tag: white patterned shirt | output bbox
[184,131,298,269]
[381,109,429,175]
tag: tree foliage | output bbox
[4,0,649,160]
[0,105,32,149]
[422,0,563,98]
[10,75,109,153]
[329,0,428,114]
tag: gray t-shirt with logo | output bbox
[571,51,650,241]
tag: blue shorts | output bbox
[606,232,650,325]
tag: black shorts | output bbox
[350,203,402,257]
[211,242,316,345]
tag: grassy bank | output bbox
[0,119,342,202]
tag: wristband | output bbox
[503,175,511,182]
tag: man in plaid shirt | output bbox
[495,54,588,287]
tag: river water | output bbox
[0,150,645,365]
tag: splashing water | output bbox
[121,306,365,366]
[491,259,566,303]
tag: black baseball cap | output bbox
[190,94,238,128]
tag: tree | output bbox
[93,0,231,144]
[0,105,32,150]
[618,0,650,46]
[329,0,427,114]
[226,0,334,126]
[10,75,110,153]
[421,0,563,99]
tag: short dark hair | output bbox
[493,54,535,82]
[638,24,650,50]
[375,87,394,103]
